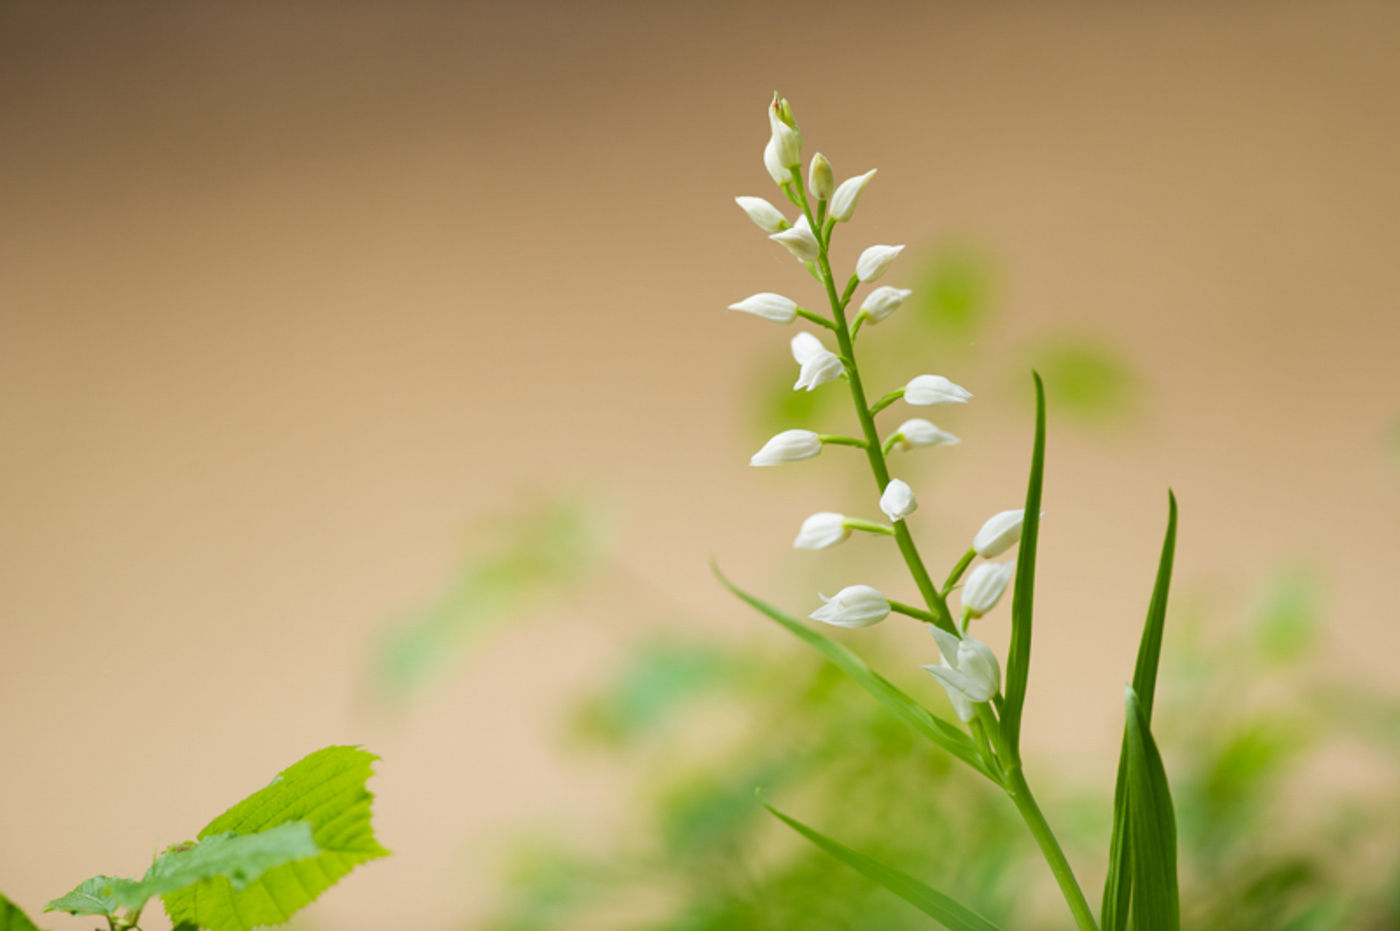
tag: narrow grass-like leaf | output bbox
[1101,491,1178,931]
[999,372,1046,761]
[1,893,44,931]
[714,564,992,779]
[764,802,1003,931]
[1124,687,1179,931]
[162,746,388,931]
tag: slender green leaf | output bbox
[162,746,389,931]
[1000,372,1046,760]
[764,802,1003,931]
[1102,491,1178,931]
[1,893,44,931]
[714,564,992,779]
[1124,687,1179,931]
[44,876,132,917]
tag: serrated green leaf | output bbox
[45,825,320,920]
[1,892,44,931]
[162,746,388,931]
[714,564,992,780]
[764,802,1003,931]
[140,823,319,899]
[1102,491,1178,931]
[999,372,1046,762]
[1124,687,1179,931]
[44,875,135,917]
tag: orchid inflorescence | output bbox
[730,92,1023,723]
[719,94,1183,931]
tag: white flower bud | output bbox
[858,286,912,325]
[810,584,890,629]
[750,429,822,467]
[924,628,1001,719]
[890,419,960,451]
[879,478,918,522]
[729,292,798,324]
[763,136,789,185]
[790,331,825,364]
[809,153,835,200]
[961,560,1015,618]
[830,169,877,222]
[766,99,802,174]
[735,196,788,233]
[972,509,1027,558]
[904,374,973,406]
[794,349,844,392]
[793,512,850,550]
[769,215,821,262]
[855,244,905,282]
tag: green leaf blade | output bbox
[1124,687,1180,931]
[714,564,993,780]
[1,892,44,931]
[43,875,134,918]
[764,802,1003,931]
[1102,491,1179,931]
[1000,372,1046,761]
[162,746,389,931]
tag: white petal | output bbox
[957,637,1002,702]
[830,169,877,222]
[809,584,890,628]
[961,560,1014,618]
[794,350,844,392]
[879,478,918,522]
[855,244,904,282]
[972,509,1025,557]
[904,374,973,406]
[793,512,850,550]
[750,429,822,466]
[922,664,980,721]
[929,626,963,666]
[790,331,826,364]
[729,292,798,324]
[735,196,787,233]
[892,418,960,450]
[859,286,912,324]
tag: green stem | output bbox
[796,307,836,330]
[867,389,905,417]
[817,434,868,449]
[789,167,955,633]
[1004,765,1100,931]
[887,599,941,625]
[941,548,978,596]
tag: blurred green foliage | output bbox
[471,563,1399,930]
[369,497,611,702]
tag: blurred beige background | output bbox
[2,1,1398,928]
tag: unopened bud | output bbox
[961,560,1015,617]
[904,374,973,406]
[728,292,798,324]
[769,215,821,263]
[830,169,877,222]
[793,512,850,550]
[750,429,823,467]
[879,478,918,522]
[809,153,835,200]
[763,136,789,185]
[890,419,960,451]
[858,286,912,325]
[735,196,788,233]
[810,584,890,628]
[972,509,1027,558]
[794,349,844,392]
[855,244,905,282]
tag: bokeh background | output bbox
[3,2,1398,928]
